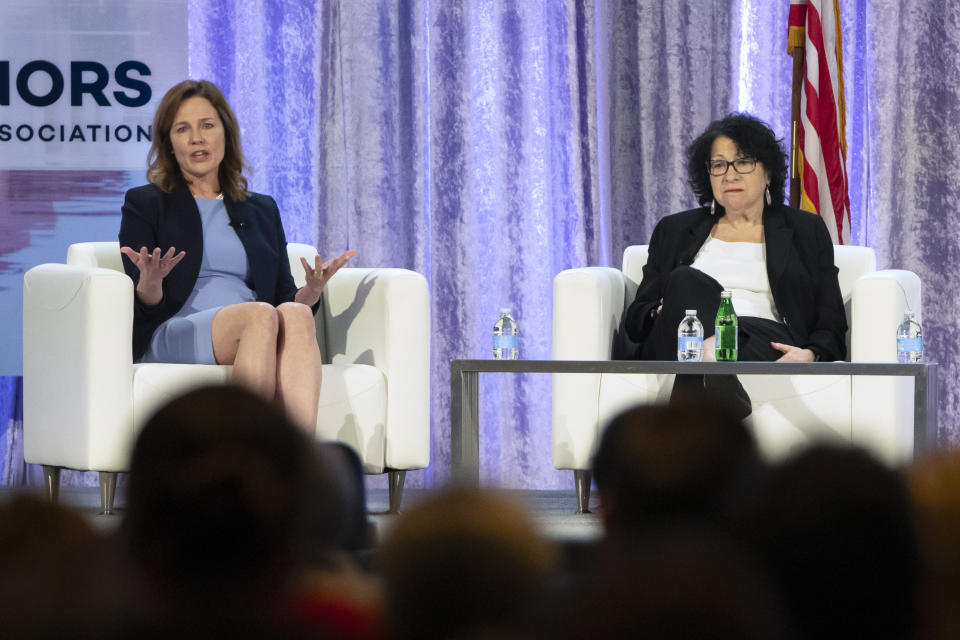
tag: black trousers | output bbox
[638,266,795,417]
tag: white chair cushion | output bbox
[741,374,852,460]
[592,372,852,465]
[132,363,233,432]
[131,361,388,472]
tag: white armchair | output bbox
[553,245,921,512]
[23,242,430,513]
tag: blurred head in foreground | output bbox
[379,487,557,640]
[593,401,761,538]
[908,451,960,640]
[123,385,318,619]
[740,443,919,640]
[549,525,786,640]
[0,494,110,639]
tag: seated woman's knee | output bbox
[666,265,701,289]
[277,302,316,337]
[242,301,280,336]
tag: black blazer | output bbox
[623,204,848,362]
[118,180,304,361]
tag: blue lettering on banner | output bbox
[114,60,152,107]
[0,61,7,105]
[71,61,111,106]
[16,60,64,107]
[0,59,156,149]
[0,59,152,107]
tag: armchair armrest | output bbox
[552,267,630,470]
[319,268,430,469]
[552,267,629,360]
[851,269,922,362]
[23,264,135,470]
[850,269,922,464]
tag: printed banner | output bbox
[0,0,187,169]
[0,0,187,375]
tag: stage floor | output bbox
[0,486,603,542]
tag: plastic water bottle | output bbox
[897,311,923,363]
[493,308,519,360]
[677,310,704,361]
[715,290,738,361]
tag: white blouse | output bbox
[691,234,779,322]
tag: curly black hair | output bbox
[685,113,789,210]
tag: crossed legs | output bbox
[212,301,322,433]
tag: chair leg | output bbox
[99,472,118,516]
[42,465,61,504]
[574,469,592,514]
[388,469,406,514]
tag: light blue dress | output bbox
[141,197,255,364]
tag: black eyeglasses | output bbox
[707,157,757,176]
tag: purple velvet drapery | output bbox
[4,0,960,488]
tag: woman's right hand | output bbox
[120,246,186,305]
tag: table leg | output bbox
[914,363,939,452]
[450,367,480,485]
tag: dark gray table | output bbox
[449,359,939,484]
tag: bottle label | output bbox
[677,337,703,352]
[493,334,518,350]
[715,325,738,361]
[897,337,923,352]
[715,324,738,348]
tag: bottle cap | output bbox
[721,290,732,297]
[500,307,512,315]
[685,309,696,315]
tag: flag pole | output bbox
[790,47,803,209]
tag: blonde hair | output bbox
[146,80,251,201]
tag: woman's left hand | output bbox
[771,342,816,362]
[296,250,357,305]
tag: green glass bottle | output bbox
[715,290,738,361]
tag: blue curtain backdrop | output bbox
[4,0,960,488]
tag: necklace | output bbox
[189,188,223,200]
[187,181,223,200]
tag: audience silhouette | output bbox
[905,452,960,640]
[0,494,122,639]
[1,391,943,639]
[737,443,919,640]
[593,401,763,537]
[380,487,555,640]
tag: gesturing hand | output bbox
[771,342,816,362]
[120,246,186,281]
[120,246,186,306]
[296,250,357,305]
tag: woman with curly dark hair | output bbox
[622,113,846,415]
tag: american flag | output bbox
[788,0,851,245]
